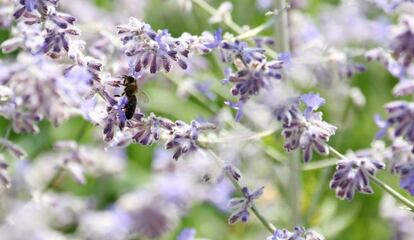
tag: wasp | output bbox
[113,75,149,119]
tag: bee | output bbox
[114,75,149,119]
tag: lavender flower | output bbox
[7,0,80,59]
[267,226,325,240]
[225,60,283,103]
[377,101,414,148]
[177,228,196,240]
[392,78,414,97]
[395,162,414,195]
[228,186,264,224]
[13,0,59,18]
[366,48,405,78]
[130,113,174,146]
[118,191,180,239]
[390,15,414,67]
[383,138,414,195]
[37,27,80,59]
[338,62,366,79]
[0,138,27,159]
[165,120,216,160]
[0,54,92,131]
[117,18,190,74]
[220,40,266,64]
[329,151,385,201]
[281,93,336,162]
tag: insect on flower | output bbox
[111,75,149,119]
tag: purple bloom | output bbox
[165,120,215,160]
[131,113,174,146]
[392,78,414,97]
[203,28,222,50]
[281,93,336,162]
[366,48,406,78]
[267,226,325,240]
[253,37,275,48]
[329,151,385,201]
[395,162,414,195]
[383,138,414,195]
[220,40,266,64]
[225,60,283,103]
[118,18,193,74]
[301,92,326,113]
[37,27,80,59]
[0,138,27,159]
[228,186,264,224]
[390,15,414,67]
[177,228,196,240]
[13,0,59,18]
[378,101,414,149]
[225,100,244,122]
[338,62,366,79]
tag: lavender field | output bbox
[0,0,414,239]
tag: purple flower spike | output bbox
[228,186,264,224]
[329,152,385,201]
[280,93,336,162]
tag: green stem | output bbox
[191,0,217,16]
[370,176,414,211]
[301,158,338,171]
[275,0,290,53]
[288,149,301,226]
[198,127,278,144]
[328,146,414,211]
[235,18,276,40]
[208,149,276,233]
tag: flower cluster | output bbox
[166,120,216,160]
[0,54,92,132]
[383,138,414,195]
[267,226,325,240]
[330,151,385,201]
[98,84,215,159]
[224,60,283,103]
[0,138,26,188]
[228,186,264,224]
[376,101,414,149]
[117,17,219,75]
[390,15,414,68]
[281,93,336,162]
[1,0,413,238]
[3,0,80,58]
